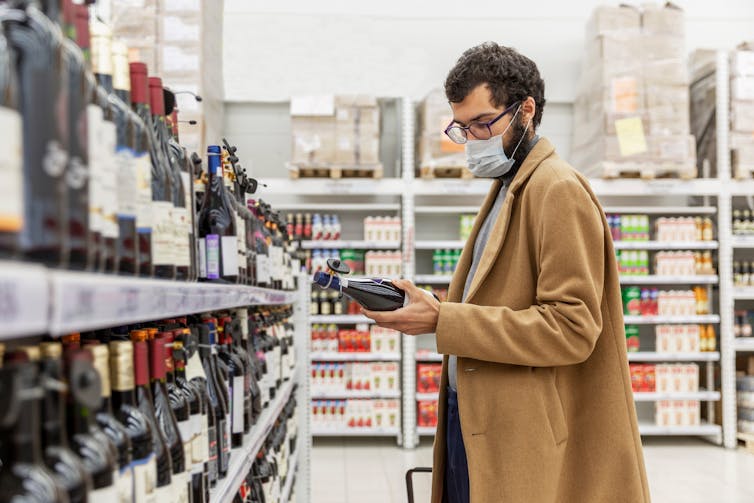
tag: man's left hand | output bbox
[361,279,440,335]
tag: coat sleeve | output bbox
[435,177,605,367]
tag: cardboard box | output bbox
[732,77,754,101]
[641,2,685,37]
[585,5,641,40]
[291,116,336,165]
[731,102,754,132]
[731,51,754,77]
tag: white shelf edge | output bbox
[311,428,401,437]
[280,446,299,503]
[623,315,720,325]
[414,240,465,250]
[411,179,493,196]
[210,377,296,502]
[730,236,754,248]
[638,422,721,436]
[260,178,405,195]
[614,241,718,250]
[734,338,754,352]
[310,391,401,400]
[732,287,754,300]
[588,179,722,197]
[0,261,49,339]
[274,203,401,211]
[417,426,437,436]
[415,352,444,362]
[633,390,720,402]
[414,275,453,285]
[310,315,374,324]
[416,392,439,401]
[603,206,717,215]
[619,275,719,285]
[310,352,402,362]
[415,206,480,214]
[627,352,720,362]
[301,241,401,250]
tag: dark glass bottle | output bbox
[2,0,69,266]
[64,347,119,500]
[199,320,230,479]
[215,315,248,447]
[85,341,135,503]
[249,199,270,288]
[197,145,239,283]
[108,339,157,502]
[129,62,156,277]
[166,105,193,281]
[0,353,68,503]
[232,308,258,429]
[313,271,408,311]
[131,330,174,498]
[174,337,208,503]
[148,76,177,280]
[38,342,92,503]
[159,331,193,502]
[251,312,270,409]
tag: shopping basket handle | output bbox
[405,467,433,503]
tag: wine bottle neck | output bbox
[11,366,44,464]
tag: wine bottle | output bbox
[250,312,270,409]
[0,352,68,503]
[108,339,157,503]
[2,0,69,266]
[222,147,246,284]
[0,17,24,258]
[232,308,258,429]
[64,347,119,500]
[131,329,174,497]
[38,343,92,503]
[249,199,270,288]
[313,271,424,311]
[215,315,247,447]
[165,101,193,281]
[174,336,208,503]
[197,145,239,283]
[149,335,189,503]
[199,320,230,478]
[84,341,135,503]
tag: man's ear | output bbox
[523,96,536,122]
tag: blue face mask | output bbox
[465,107,531,178]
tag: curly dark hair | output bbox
[444,42,546,128]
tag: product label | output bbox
[116,147,138,219]
[236,214,245,269]
[221,235,239,277]
[132,454,157,503]
[232,375,245,434]
[173,472,190,503]
[0,107,23,232]
[221,416,230,472]
[101,120,119,239]
[177,418,194,476]
[191,413,205,472]
[87,105,104,233]
[198,238,207,278]
[153,484,173,503]
[205,234,220,279]
[152,201,174,265]
[135,153,153,230]
[117,466,134,503]
[90,482,119,502]
[207,422,218,482]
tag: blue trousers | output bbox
[443,387,470,503]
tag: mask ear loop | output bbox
[509,115,533,158]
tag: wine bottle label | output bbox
[236,214,245,267]
[153,201,174,265]
[153,484,173,503]
[191,414,205,472]
[171,206,183,267]
[90,482,119,502]
[135,152,153,231]
[201,413,210,461]
[117,465,134,503]
[198,237,208,278]
[87,105,105,233]
[186,355,208,382]
[132,453,157,503]
[218,416,230,471]
[177,418,193,476]
[207,421,218,482]
[101,120,120,239]
[205,234,220,279]
[232,375,245,434]
[173,472,190,503]
[0,107,23,232]
[221,235,239,277]
[116,146,138,219]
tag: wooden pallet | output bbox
[598,162,698,180]
[738,432,754,454]
[289,164,383,180]
[419,165,474,180]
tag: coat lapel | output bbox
[462,138,556,303]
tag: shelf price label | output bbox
[0,264,49,337]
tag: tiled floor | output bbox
[311,437,754,503]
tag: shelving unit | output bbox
[414,240,465,250]
[415,351,443,362]
[627,352,720,362]
[310,352,402,362]
[623,315,720,324]
[414,275,453,284]
[311,427,401,437]
[311,390,401,399]
[633,390,720,401]
[619,275,719,285]
[734,338,754,352]
[638,423,722,438]
[310,314,374,324]
[280,443,299,503]
[613,241,718,250]
[301,241,401,250]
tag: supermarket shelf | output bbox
[310,352,402,362]
[280,446,298,503]
[730,236,754,248]
[614,241,718,250]
[638,422,721,436]
[619,275,718,285]
[414,275,453,285]
[415,240,465,250]
[210,377,295,503]
[274,203,400,212]
[627,352,720,362]
[47,271,297,336]
[310,315,374,324]
[734,338,754,352]
[0,262,49,339]
[732,287,754,300]
[415,351,444,362]
[262,177,405,195]
[623,315,720,324]
[415,206,480,214]
[603,206,717,215]
[729,180,754,195]
[633,390,720,401]
[311,390,401,399]
[301,240,401,250]
[411,179,493,196]
[417,426,437,436]
[416,392,439,401]
[312,427,401,437]
[588,179,721,197]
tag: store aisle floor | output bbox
[311,437,754,503]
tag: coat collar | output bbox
[450,137,556,303]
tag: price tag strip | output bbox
[0,262,49,338]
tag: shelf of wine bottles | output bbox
[0,305,297,503]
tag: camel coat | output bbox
[430,138,650,503]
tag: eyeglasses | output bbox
[444,101,521,144]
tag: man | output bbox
[363,42,650,503]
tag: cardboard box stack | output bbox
[289,95,381,177]
[571,3,696,179]
[417,89,469,178]
[109,0,224,156]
